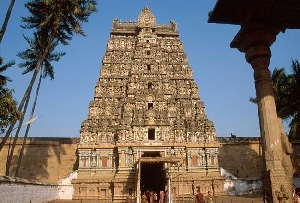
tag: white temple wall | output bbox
[57,171,78,199]
[0,181,58,203]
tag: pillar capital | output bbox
[230,24,281,55]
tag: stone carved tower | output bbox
[73,7,223,202]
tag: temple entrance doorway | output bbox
[140,152,166,196]
[140,162,166,194]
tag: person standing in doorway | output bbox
[141,192,148,203]
[206,191,214,203]
[165,190,169,203]
[159,190,165,203]
[154,192,158,202]
[149,190,154,203]
[195,189,205,203]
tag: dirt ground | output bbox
[49,195,264,203]
[214,195,263,203]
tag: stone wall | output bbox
[0,137,299,184]
[0,176,58,203]
[218,137,300,179]
[0,137,79,183]
[218,137,263,179]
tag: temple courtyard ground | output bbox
[48,194,263,203]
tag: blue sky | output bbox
[1,1,299,138]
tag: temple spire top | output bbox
[138,6,156,28]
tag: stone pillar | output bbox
[230,24,293,203]
[120,150,126,167]
[136,160,141,203]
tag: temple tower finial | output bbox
[138,6,156,28]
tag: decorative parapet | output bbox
[111,18,137,34]
[217,137,261,144]
[110,7,179,36]
[0,175,56,186]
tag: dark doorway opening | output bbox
[140,162,166,195]
[148,128,155,140]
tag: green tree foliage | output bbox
[0,56,21,133]
[1,0,97,176]
[0,0,19,133]
[272,60,300,139]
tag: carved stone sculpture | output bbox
[73,7,222,202]
[279,118,294,182]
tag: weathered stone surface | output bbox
[0,137,79,184]
[74,7,221,202]
[1,137,300,197]
[230,25,293,203]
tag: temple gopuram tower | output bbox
[72,7,223,202]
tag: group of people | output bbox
[195,190,214,203]
[141,189,169,203]
[141,188,213,203]
[293,184,300,203]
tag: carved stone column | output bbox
[231,24,293,203]
[119,150,126,167]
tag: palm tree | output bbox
[13,33,65,177]
[0,0,97,154]
[0,56,20,133]
[0,0,19,129]
[5,32,65,176]
[273,60,300,139]
[0,0,16,44]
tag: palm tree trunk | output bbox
[0,35,53,152]
[0,0,15,44]
[15,70,42,177]
[5,95,30,176]
[2,33,55,174]
[0,67,39,151]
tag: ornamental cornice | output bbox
[110,7,179,36]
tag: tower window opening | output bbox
[147,65,151,71]
[129,188,133,196]
[148,128,155,140]
[148,82,152,89]
[148,103,153,110]
[146,40,150,43]
[146,50,150,55]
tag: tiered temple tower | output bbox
[72,7,223,202]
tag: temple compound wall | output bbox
[0,176,58,203]
[1,137,300,199]
[0,137,79,184]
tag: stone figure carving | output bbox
[138,6,156,27]
[113,18,118,24]
[80,131,89,144]
[107,40,113,49]
[279,117,293,182]
[276,184,290,203]
[112,18,118,29]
